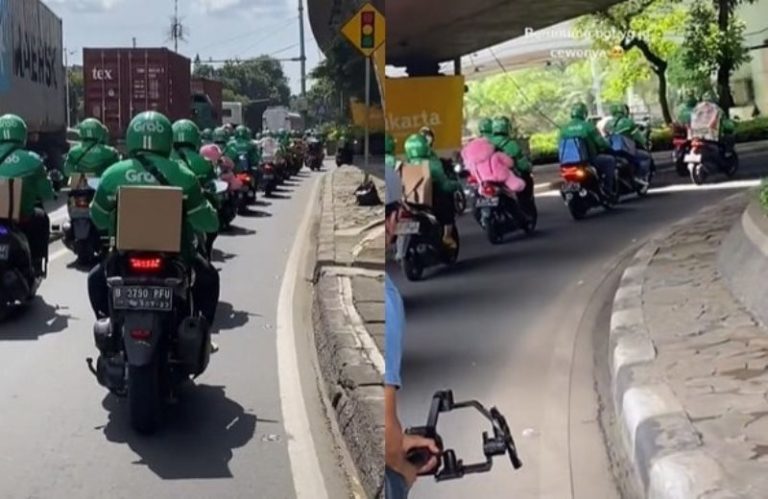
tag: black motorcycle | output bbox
[335,145,353,167]
[473,181,536,245]
[0,219,46,317]
[685,137,739,185]
[259,162,278,197]
[60,180,106,264]
[87,251,212,434]
[395,203,460,281]
[305,141,324,171]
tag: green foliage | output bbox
[68,67,84,125]
[192,57,291,106]
[680,1,751,82]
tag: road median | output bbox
[607,192,768,498]
[312,164,385,498]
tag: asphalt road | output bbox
[0,168,352,498]
[391,145,768,498]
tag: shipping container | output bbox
[83,48,191,141]
[191,77,223,126]
[0,0,68,165]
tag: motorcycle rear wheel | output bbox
[568,200,587,221]
[724,151,739,178]
[128,363,162,434]
[402,248,424,282]
[690,164,707,185]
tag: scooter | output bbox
[59,178,107,264]
[394,202,460,282]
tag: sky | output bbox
[47,0,324,95]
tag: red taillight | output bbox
[264,164,273,171]
[561,166,587,182]
[481,183,498,197]
[399,209,412,219]
[129,257,163,272]
[673,138,686,146]
[468,174,478,185]
[74,197,89,208]
[130,329,151,341]
[691,139,703,153]
[237,173,252,183]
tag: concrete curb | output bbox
[608,198,747,499]
[719,199,768,329]
[311,168,385,499]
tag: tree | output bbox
[192,57,291,106]
[680,0,754,111]
[576,0,688,124]
[68,67,84,126]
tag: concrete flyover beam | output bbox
[386,0,623,67]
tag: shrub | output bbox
[760,179,768,211]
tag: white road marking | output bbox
[49,247,69,262]
[537,178,761,198]
[275,177,329,499]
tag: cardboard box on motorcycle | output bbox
[399,160,433,207]
[0,178,23,221]
[116,185,183,253]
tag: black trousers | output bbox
[88,254,220,326]
[18,208,50,272]
[432,190,456,226]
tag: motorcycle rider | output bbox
[402,133,461,249]
[63,118,120,180]
[559,102,617,197]
[201,128,214,145]
[0,114,55,277]
[489,116,535,211]
[88,111,220,329]
[692,91,737,160]
[478,118,493,140]
[171,119,220,259]
[212,126,229,150]
[225,125,260,173]
[604,103,651,185]
[676,91,698,126]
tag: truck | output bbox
[222,101,243,127]
[83,48,191,143]
[0,0,68,171]
[262,106,304,133]
[191,77,223,130]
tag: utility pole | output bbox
[298,0,307,97]
[64,49,70,127]
[168,0,186,52]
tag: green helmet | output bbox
[212,127,228,144]
[234,125,250,141]
[491,116,511,136]
[100,124,110,144]
[385,134,395,154]
[278,128,286,137]
[79,118,105,143]
[610,103,625,117]
[702,91,717,103]
[172,119,202,149]
[201,128,213,141]
[125,111,173,156]
[404,134,431,162]
[478,118,493,135]
[0,114,28,146]
[571,102,589,120]
[684,91,698,108]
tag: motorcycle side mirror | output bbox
[214,180,229,194]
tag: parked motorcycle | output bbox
[394,203,460,282]
[60,178,106,264]
[0,218,46,316]
[87,252,212,433]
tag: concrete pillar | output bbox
[453,57,462,76]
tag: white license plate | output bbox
[475,197,499,208]
[0,244,8,261]
[112,286,173,311]
[396,221,420,235]
[684,153,701,163]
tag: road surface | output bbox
[392,146,768,498]
[0,168,353,499]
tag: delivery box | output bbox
[116,185,183,253]
[0,178,23,221]
[400,161,433,207]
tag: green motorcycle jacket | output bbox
[605,116,646,149]
[0,144,55,217]
[559,118,611,159]
[90,152,219,261]
[63,141,120,178]
[224,139,259,172]
[489,135,532,173]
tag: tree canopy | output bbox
[193,55,291,106]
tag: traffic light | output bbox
[361,11,375,50]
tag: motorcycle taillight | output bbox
[128,256,164,273]
[481,183,498,196]
[74,196,89,208]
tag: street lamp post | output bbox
[64,49,70,128]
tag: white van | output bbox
[222,102,243,127]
